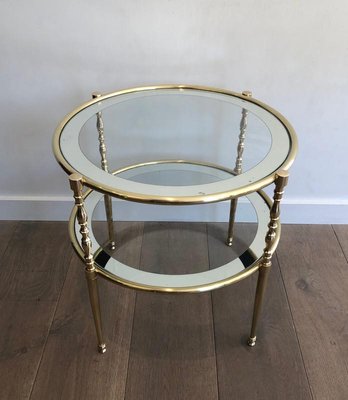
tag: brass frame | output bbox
[56,85,298,353]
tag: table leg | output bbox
[247,266,271,346]
[226,198,238,246]
[226,90,252,246]
[104,194,116,250]
[92,92,116,250]
[85,268,107,354]
[69,173,107,354]
[248,170,289,346]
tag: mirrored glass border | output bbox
[69,189,278,292]
[55,85,297,204]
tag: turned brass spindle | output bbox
[247,170,289,347]
[226,90,252,246]
[92,92,116,250]
[69,173,106,354]
[234,90,252,175]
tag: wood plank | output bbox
[333,225,348,261]
[277,225,348,400]
[30,222,143,400]
[3,222,347,399]
[0,221,73,301]
[210,223,312,400]
[0,222,73,400]
[0,300,55,399]
[0,221,18,258]
[125,222,219,400]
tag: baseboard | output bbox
[0,196,347,224]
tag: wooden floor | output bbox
[0,221,347,400]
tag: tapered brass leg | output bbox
[69,173,107,354]
[104,195,116,250]
[85,268,107,353]
[92,91,116,250]
[248,266,271,346]
[226,198,238,246]
[248,170,289,346]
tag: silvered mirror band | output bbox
[69,188,278,293]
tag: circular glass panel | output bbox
[55,86,294,203]
[92,200,258,276]
[71,187,271,292]
[79,93,272,184]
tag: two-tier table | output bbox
[53,85,297,353]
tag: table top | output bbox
[54,85,297,204]
[70,187,277,292]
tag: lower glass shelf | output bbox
[69,188,278,293]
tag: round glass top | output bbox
[54,85,297,204]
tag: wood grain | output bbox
[0,222,73,400]
[0,221,18,258]
[3,222,347,399]
[30,222,143,400]
[277,225,348,400]
[0,300,55,399]
[125,222,219,400]
[210,223,312,400]
[0,222,73,301]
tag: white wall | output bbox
[1,0,347,223]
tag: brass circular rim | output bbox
[68,187,280,293]
[53,84,298,204]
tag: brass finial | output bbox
[92,91,102,99]
[242,90,252,97]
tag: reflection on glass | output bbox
[116,162,233,186]
[91,193,258,275]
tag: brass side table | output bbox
[53,85,297,353]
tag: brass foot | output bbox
[109,241,116,251]
[226,237,233,247]
[98,343,107,354]
[247,336,257,347]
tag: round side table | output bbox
[53,85,297,353]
